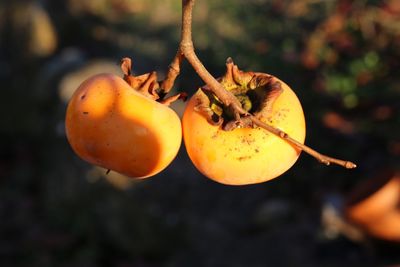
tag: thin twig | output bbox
[249,116,356,168]
[179,0,244,113]
[168,0,356,169]
[160,51,184,93]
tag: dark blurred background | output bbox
[1,0,399,266]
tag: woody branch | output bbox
[162,0,356,169]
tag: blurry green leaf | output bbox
[364,51,379,69]
[325,74,357,95]
[343,94,358,108]
[349,59,366,75]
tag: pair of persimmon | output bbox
[65,59,306,185]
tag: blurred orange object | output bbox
[345,170,400,242]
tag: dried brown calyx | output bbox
[196,58,284,131]
[120,57,186,105]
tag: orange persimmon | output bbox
[183,66,306,185]
[366,211,400,242]
[345,170,400,242]
[65,73,182,178]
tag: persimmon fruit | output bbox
[65,71,182,178]
[182,61,306,185]
[345,170,400,242]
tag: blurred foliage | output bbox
[0,0,400,266]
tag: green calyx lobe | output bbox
[200,58,283,130]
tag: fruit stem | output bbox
[165,0,356,169]
[249,116,357,169]
[179,0,245,115]
[161,51,184,93]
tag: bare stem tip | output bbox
[345,162,357,169]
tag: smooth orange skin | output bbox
[183,78,306,185]
[65,73,182,178]
[366,211,400,242]
[346,176,400,226]
[345,173,400,242]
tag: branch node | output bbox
[180,41,194,52]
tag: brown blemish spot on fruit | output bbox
[80,94,86,100]
[83,111,89,115]
[279,108,289,119]
[237,155,252,161]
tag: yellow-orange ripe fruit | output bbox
[66,73,182,178]
[183,75,306,185]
